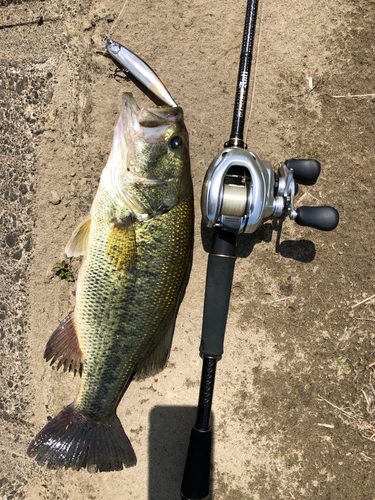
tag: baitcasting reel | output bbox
[201,147,339,234]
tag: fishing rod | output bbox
[180,0,339,498]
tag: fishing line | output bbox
[106,0,262,141]
[244,0,264,145]
[107,0,130,38]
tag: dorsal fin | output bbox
[65,216,91,257]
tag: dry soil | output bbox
[0,0,375,499]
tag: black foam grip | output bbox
[199,230,236,357]
[181,428,212,500]
[295,206,339,231]
[200,254,236,357]
[285,159,321,184]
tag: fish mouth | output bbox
[116,95,167,184]
[118,93,183,180]
[101,93,183,213]
[121,92,183,135]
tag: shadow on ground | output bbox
[149,406,215,500]
[201,219,316,262]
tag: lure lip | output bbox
[104,38,178,108]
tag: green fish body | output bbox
[28,94,194,472]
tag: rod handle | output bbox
[200,230,236,357]
[181,427,212,500]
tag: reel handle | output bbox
[285,159,321,185]
[295,206,339,231]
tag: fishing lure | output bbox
[105,38,178,108]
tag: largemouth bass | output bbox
[28,93,194,472]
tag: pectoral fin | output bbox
[65,216,91,257]
[106,219,137,272]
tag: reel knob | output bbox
[295,206,339,231]
[285,159,321,185]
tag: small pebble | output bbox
[5,233,17,248]
[49,190,61,205]
[83,21,92,31]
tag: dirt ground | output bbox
[1,0,374,498]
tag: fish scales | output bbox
[28,93,194,472]
[75,195,193,422]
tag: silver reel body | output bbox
[201,148,295,234]
[201,148,339,234]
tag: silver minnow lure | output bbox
[105,38,178,108]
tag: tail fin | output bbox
[27,403,136,472]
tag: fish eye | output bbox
[170,136,182,148]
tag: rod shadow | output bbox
[149,406,215,500]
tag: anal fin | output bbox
[44,314,83,375]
